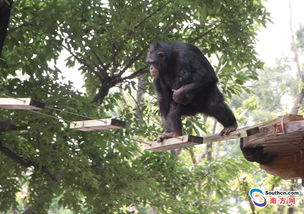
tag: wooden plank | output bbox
[243,120,304,148]
[257,114,303,127]
[145,115,303,152]
[0,121,16,132]
[242,119,304,155]
[0,98,44,110]
[70,118,125,131]
[202,127,259,144]
[260,152,304,179]
[145,126,259,152]
[145,135,204,152]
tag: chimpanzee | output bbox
[146,42,238,141]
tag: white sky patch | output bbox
[255,0,304,112]
[57,50,85,92]
[256,0,304,66]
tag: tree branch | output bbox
[188,148,197,165]
[62,44,105,81]
[189,22,223,44]
[0,140,59,183]
[133,0,174,30]
[121,66,148,81]
[105,0,173,71]
[289,0,304,114]
[93,85,110,103]
[93,66,148,103]
[8,23,33,33]
[90,48,107,72]
[120,51,147,76]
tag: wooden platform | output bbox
[0,98,44,110]
[242,115,304,156]
[240,114,304,179]
[145,126,259,151]
[260,153,304,179]
[145,114,304,154]
[146,114,304,180]
[146,135,204,152]
[70,118,125,131]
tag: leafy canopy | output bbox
[0,0,269,213]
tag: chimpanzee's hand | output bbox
[220,124,237,136]
[172,89,188,104]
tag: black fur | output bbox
[146,42,237,138]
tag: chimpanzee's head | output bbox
[146,42,169,77]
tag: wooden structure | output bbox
[0,98,44,110]
[70,118,125,131]
[146,114,304,180]
[146,135,204,152]
[145,126,259,151]
[241,114,304,179]
[242,115,304,155]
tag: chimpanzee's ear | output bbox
[158,52,166,61]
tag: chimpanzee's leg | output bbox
[204,86,237,135]
[158,102,183,142]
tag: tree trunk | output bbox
[136,75,146,120]
[288,1,301,213]
[207,120,217,161]
[0,0,13,56]
[289,0,304,115]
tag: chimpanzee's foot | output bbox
[157,135,173,142]
[157,132,182,142]
[220,124,237,136]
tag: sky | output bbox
[256,0,304,66]
[61,0,304,89]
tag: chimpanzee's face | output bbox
[146,48,166,78]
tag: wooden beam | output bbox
[258,114,303,127]
[242,120,304,155]
[0,121,16,132]
[0,98,44,110]
[145,127,259,152]
[202,127,259,144]
[145,135,204,152]
[70,118,125,131]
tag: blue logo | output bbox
[249,188,267,207]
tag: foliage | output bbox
[0,0,270,213]
[231,24,304,213]
[1,0,269,101]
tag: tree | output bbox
[0,0,13,56]
[0,0,269,213]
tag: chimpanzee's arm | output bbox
[154,78,171,117]
[172,69,215,104]
[181,56,217,90]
